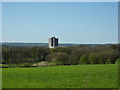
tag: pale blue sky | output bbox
[2,2,118,44]
[0,2,2,42]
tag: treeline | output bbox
[2,44,119,66]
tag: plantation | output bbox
[2,64,118,88]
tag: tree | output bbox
[89,53,100,64]
[50,47,72,54]
[79,54,90,64]
[69,48,87,65]
[47,52,69,65]
[2,47,11,64]
[109,44,118,51]
[108,50,119,64]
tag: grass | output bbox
[2,64,118,88]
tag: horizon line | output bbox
[1,41,118,44]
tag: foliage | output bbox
[89,53,100,64]
[47,52,69,65]
[79,54,90,64]
[2,46,49,65]
[2,44,119,66]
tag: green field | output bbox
[2,64,118,88]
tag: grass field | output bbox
[2,64,118,88]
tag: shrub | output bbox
[79,54,90,64]
[47,52,69,65]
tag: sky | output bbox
[0,2,2,42]
[2,2,118,44]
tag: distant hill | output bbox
[2,42,48,47]
[2,42,76,47]
[1,42,112,47]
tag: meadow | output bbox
[2,64,118,88]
